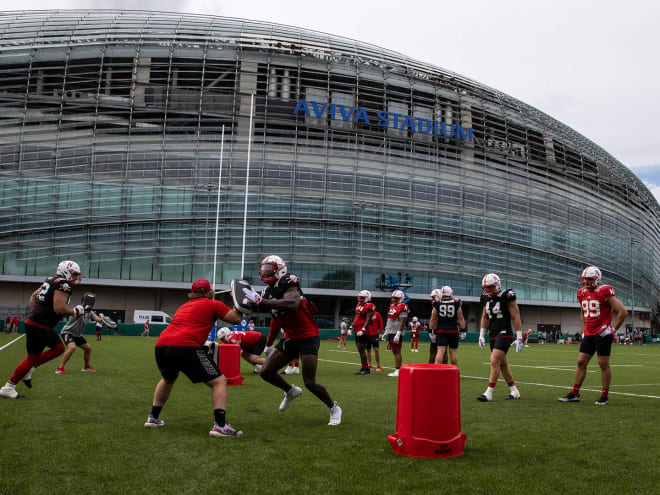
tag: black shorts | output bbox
[436,333,459,349]
[358,334,379,349]
[579,334,613,357]
[62,334,88,347]
[490,335,513,353]
[155,345,221,383]
[245,334,267,356]
[25,323,62,355]
[276,336,320,360]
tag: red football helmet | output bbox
[581,266,602,289]
[357,290,371,303]
[481,273,501,297]
[259,255,287,285]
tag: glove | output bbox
[381,333,387,342]
[598,326,613,337]
[264,345,273,356]
[513,338,523,352]
[230,279,259,314]
[243,288,262,305]
[479,328,486,349]
[393,331,401,343]
[356,330,364,337]
[73,305,85,317]
[430,332,436,344]
[347,329,352,336]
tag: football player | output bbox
[367,310,384,371]
[338,317,349,350]
[408,316,422,352]
[216,327,267,372]
[257,255,342,426]
[558,266,627,405]
[429,286,465,366]
[352,290,376,375]
[382,290,409,377]
[145,279,249,437]
[0,261,83,399]
[56,292,104,374]
[476,273,522,402]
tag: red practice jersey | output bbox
[577,284,616,336]
[372,312,383,335]
[408,321,422,335]
[387,303,409,321]
[225,330,263,350]
[353,302,376,335]
[156,298,231,347]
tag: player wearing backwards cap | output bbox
[256,255,342,426]
[558,266,627,405]
[0,261,84,399]
[382,290,409,377]
[476,273,523,402]
[144,278,256,437]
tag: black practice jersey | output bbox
[27,276,72,329]
[262,273,302,316]
[432,298,462,333]
[480,289,517,339]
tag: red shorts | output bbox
[388,336,402,350]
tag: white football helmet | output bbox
[430,288,442,302]
[412,316,419,322]
[440,286,453,300]
[216,327,232,342]
[259,255,287,284]
[391,290,405,303]
[481,273,501,297]
[357,290,371,303]
[56,260,82,285]
[581,266,602,288]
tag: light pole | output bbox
[355,202,365,290]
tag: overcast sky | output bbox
[2,0,659,202]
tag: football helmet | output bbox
[581,266,602,288]
[412,316,419,322]
[56,260,82,285]
[357,289,371,303]
[259,255,287,284]
[440,286,453,300]
[216,327,232,342]
[391,290,405,303]
[481,273,501,297]
[430,288,442,302]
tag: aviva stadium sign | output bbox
[293,99,473,142]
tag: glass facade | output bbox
[0,10,658,310]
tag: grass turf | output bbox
[1,334,659,495]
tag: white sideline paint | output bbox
[0,334,25,351]
[318,356,660,400]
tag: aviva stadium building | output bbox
[0,10,658,331]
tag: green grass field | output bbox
[1,334,659,495]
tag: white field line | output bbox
[318,356,660,400]
[0,334,25,351]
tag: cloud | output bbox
[642,181,660,205]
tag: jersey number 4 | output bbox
[485,301,504,319]
[581,300,601,317]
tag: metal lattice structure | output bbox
[0,10,658,310]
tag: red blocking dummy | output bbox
[388,364,466,458]
[218,343,244,386]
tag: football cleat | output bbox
[144,416,165,428]
[209,423,243,437]
[505,393,521,400]
[55,367,68,375]
[81,366,97,372]
[476,394,492,402]
[328,401,342,426]
[0,385,22,399]
[279,385,302,411]
[22,366,36,388]
[594,396,608,406]
[558,392,580,402]
[355,368,370,375]
[387,369,399,377]
[376,366,384,372]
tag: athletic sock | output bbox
[9,354,41,383]
[35,344,65,366]
[214,408,226,427]
[150,406,163,419]
[571,383,581,395]
[601,387,609,399]
[507,381,515,387]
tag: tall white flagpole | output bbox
[212,125,225,291]
[240,94,255,279]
